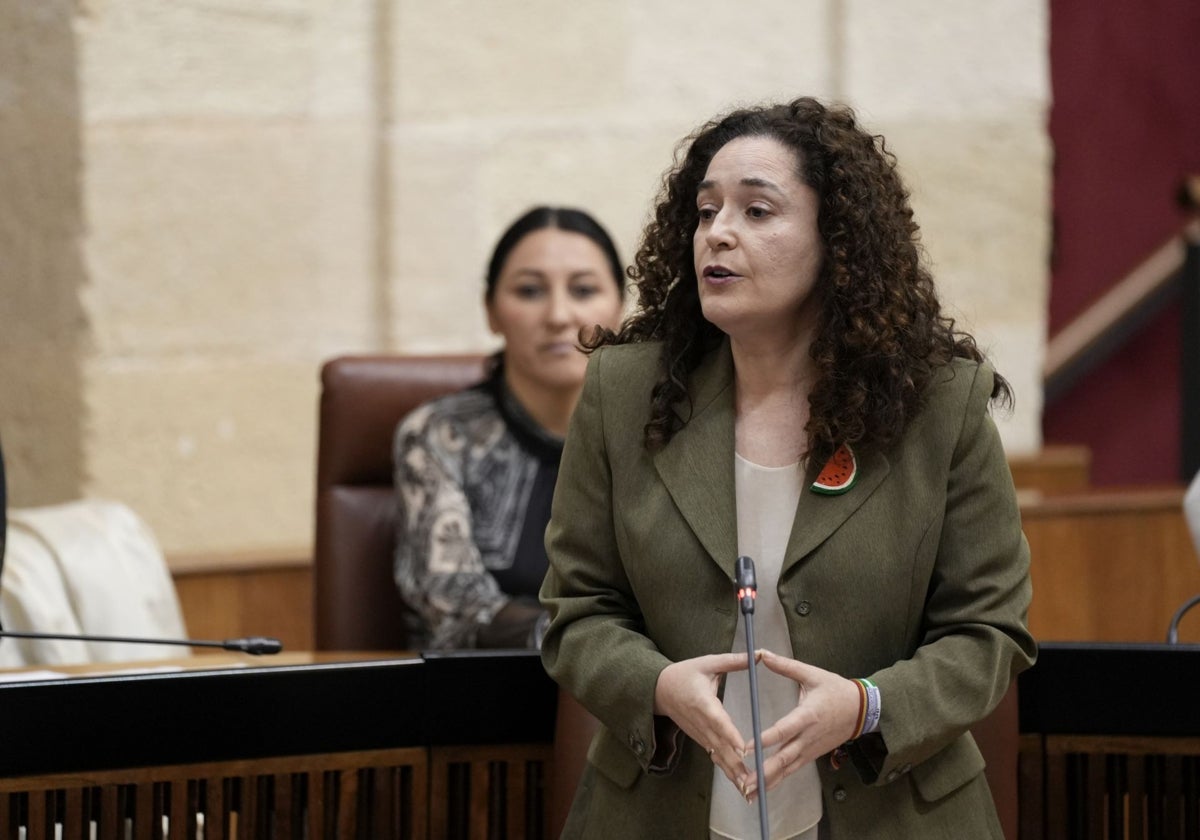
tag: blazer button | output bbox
[629,734,646,755]
[832,786,847,802]
[795,600,811,617]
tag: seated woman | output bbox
[393,206,625,649]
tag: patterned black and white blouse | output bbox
[392,372,561,649]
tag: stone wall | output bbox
[0,0,88,506]
[0,0,1049,559]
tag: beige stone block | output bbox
[0,1,78,117]
[881,114,1051,319]
[627,0,834,120]
[478,124,680,267]
[78,0,318,120]
[0,107,86,350]
[0,2,90,507]
[388,132,492,352]
[393,0,630,121]
[961,319,1045,455]
[844,0,1048,120]
[81,122,376,357]
[83,357,320,554]
[310,0,377,119]
[306,121,382,354]
[0,347,87,506]
[387,120,686,351]
[0,2,83,268]
[390,276,496,356]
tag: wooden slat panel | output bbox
[1106,754,1125,840]
[1149,755,1167,840]
[134,783,154,839]
[1086,752,1105,837]
[63,787,84,840]
[371,766,394,840]
[428,754,451,840]
[26,791,47,840]
[205,778,226,840]
[1128,754,1146,840]
[336,769,357,839]
[1164,755,1184,840]
[1046,749,1070,839]
[0,793,15,840]
[0,748,440,840]
[469,760,489,840]
[508,760,527,839]
[98,785,121,840]
[236,777,256,840]
[1018,734,1046,840]
[405,758,429,840]
[168,781,188,840]
[272,773,292,840]
[1185,757,1199,839]
[307,771,327,840]
[1029,736,1200,840]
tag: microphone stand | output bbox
[0,630,283,655]
[736,555,769,840]
[1166,593,1200,643]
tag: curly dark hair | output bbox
[594,96,1010,461]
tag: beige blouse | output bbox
[709,454,821,840]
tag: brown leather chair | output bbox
[313,353,486,651]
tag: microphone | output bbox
[0,629,283,655]
[1166,594,1200,644]
[736,555,769,840]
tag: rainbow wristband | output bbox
[860,678,881,735]
[850,679,868,739]
[850,678,881,739]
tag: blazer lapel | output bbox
[652,343,738,576]
[782,447,890,575]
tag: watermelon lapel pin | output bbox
[811,443,857,495]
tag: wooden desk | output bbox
[1020,487,1200,643]
[0,651,557,840]
[1018,643,1200,839]
[9,643,1198,839]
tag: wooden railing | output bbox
[1043,218,1200,403]
[1043,175,1200,479]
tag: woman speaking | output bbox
[540,98,1035,839]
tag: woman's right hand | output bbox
[653,653,751,788]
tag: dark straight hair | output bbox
[484,206,625,302]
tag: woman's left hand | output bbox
[742,649,862,800]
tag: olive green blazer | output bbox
[540,340,1036,839]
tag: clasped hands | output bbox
[653,649,860,801]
